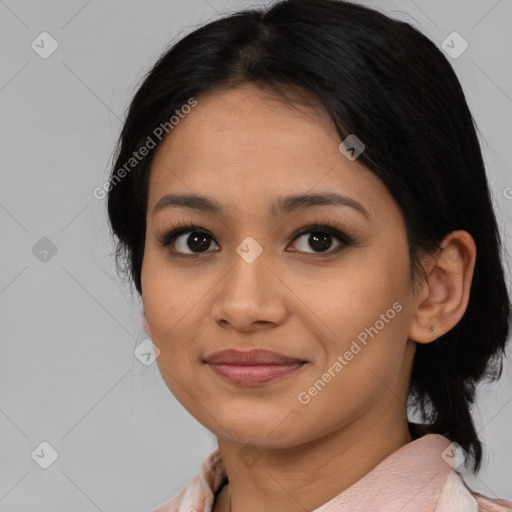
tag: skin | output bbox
[140,82,476,512]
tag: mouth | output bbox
[203,348,308,386]
[207,362,306,385]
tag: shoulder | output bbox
[435,470,512,512]
[152,448,226,512]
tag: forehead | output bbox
[146,83,397,225]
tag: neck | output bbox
[216,408,414,512]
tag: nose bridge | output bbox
[235,233,266,266]
[227,234,270,295]
[211,234,288,328]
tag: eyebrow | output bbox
[152,192,370,220]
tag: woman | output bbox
[106,0,512,510]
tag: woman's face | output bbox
[141,83,419,448]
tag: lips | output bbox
[204,348,307,386]
[204,348,306,365]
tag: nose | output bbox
[210,247,289,332]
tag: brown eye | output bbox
[161,227,220,254]
[159,222,353,257]
[175,231,219,254]
[288,225,351,255]
[291,231,341,253]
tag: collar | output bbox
[155,426,455,512]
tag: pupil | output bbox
[309,232,331,252]
[188,232,210,252]
[184,232,333,253]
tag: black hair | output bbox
[106,0,511,472]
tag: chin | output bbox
[211,416,308,450]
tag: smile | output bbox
[206,362,306,386]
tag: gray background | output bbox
[1,0,511,510]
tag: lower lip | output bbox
[207,363,305,385]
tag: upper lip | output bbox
[204,348,306,365]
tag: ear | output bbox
[142,309,152,337]
[408,230,476,344]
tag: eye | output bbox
[159,225,220,255]
[288,224,353,255]
[158,220,354,256]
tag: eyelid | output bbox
[158,224,215,249]
[158,219,355,256]
[290,223,353,245]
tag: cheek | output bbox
[141,246,209,330]
[287,243,411,341]
[143,266,207,413]
[141,249,219,396]
[140,231,414,441]
[141,253,190,368]
[289,245,413,398]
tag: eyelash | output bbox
[158,218,355,257]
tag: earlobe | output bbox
[408,230,476,344]
[142,309,152,337]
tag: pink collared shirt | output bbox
[153,434,512,511]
